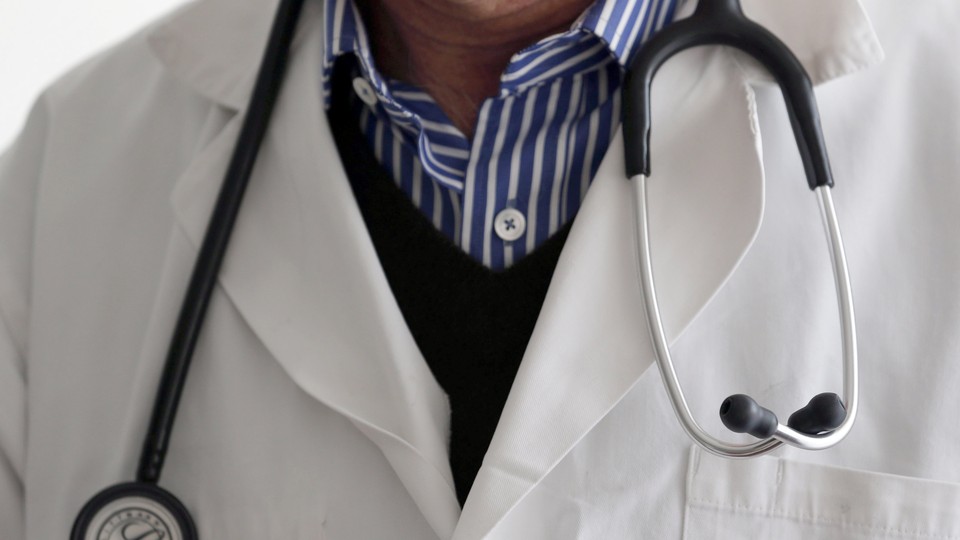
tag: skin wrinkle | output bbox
[357,0,596,139]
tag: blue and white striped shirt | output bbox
[322,0,678,270]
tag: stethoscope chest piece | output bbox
[71,482,198,540]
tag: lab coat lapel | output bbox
[454,0,883,537]
[154,2,460,537]
[148,0,280,110]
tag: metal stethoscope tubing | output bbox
[633,175,859,457]
[623,0,859,458]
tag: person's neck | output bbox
[357,0,596,139]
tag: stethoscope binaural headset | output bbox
[72,0,858,537]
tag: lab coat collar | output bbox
[147,0,881,538]
[148,0,295,110]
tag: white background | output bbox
[1,0,189,150]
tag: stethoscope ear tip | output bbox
[787,392,846,435]
[719,394,779,439]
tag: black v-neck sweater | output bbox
[328,57,571,505]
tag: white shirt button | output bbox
[494,208,526,242]
[352,77,379,106]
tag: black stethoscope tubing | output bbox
[72,0,305,537]
[137,0,308,485]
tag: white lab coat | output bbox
[1,0,959,537]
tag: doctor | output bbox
[2,0,960,537]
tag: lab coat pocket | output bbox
[682,446,960,539]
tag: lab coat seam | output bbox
[0,442,24,494]
[18,94,56,368]
[680,446,701,540]
[691,445,701,479]
[0,312,27,438]
[0,280,28,373]
[0,318,26,506]
[686,497,960,538]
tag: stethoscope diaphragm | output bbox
[71,482,197,540]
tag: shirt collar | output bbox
[147,0,883,112]
[321,0,382,106]
[321,0,681,102]
[577,0,679,66]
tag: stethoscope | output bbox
[71,0,858,537]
